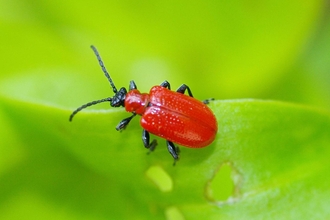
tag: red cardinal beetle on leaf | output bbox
[70,45,218,164]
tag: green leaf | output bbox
[1,0,329,219]
[1,72,330,219]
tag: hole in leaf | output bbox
[145,165,173,192]
[205,162,235,202]
[165,206,185,220]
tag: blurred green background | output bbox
[1,0,330,219]
[1,0,329,106]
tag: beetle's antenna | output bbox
[90,45,118,94]
[69,97,112,121]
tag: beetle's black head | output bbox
[110,87,127,107]
[110,81,137,107]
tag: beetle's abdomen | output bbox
[140,86,217,148]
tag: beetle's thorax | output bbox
[125,89,149,115]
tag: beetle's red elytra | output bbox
[70,45,218,163]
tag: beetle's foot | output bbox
[172,156,179,166]
[146,139,158,154]
[202,98,215,105]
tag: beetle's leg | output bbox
[202,98,215,105]
[142,129,158,153]
[129,80,137,91]
[176,84,193,97]
[166,141,180,165]
[160,80,171,90]
[116,113,136,131]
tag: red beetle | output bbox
[70,45,217,163]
